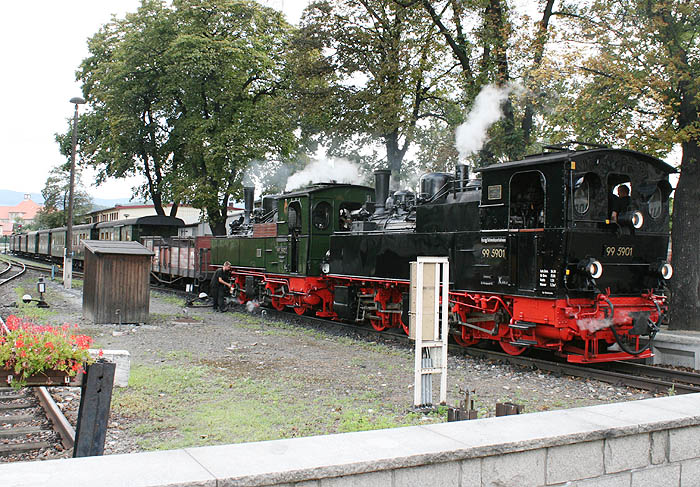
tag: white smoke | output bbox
[576,317,613,333]
[285,157,362,192]
[245,300,260,313]
[455,83,520,161]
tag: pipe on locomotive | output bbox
[243,186,255,225]
[455,164,469,193]
[373,169,391,216]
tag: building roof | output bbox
[83,240,155,256]
[0,197,42,222]
[0,221,14,236]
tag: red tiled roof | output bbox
[1,221,14,236]
[0,198,42,222]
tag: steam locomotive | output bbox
[211,147,675,363]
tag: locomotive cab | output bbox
[475,148,675,299]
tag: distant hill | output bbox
[0,189,142,209]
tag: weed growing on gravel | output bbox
[155,294,186,307]
[71,279,83,290]
[13,287,56,321]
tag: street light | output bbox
[64,96,86,290]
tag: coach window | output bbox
[312,201,332,230]
[509,171,546,229]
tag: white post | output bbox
[412,256,449,407]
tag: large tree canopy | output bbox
[72,0,298,234]
[413,0,558,167]
[557,0,700,330]
[293,0,456,181]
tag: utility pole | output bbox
[65,96,85,290]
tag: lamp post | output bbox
[64,96,86,290]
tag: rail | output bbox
[259,306,700,396]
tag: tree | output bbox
[70,0,298,234]
[556,0,699,330]
[34,165,94,229]
[293,0,456,181]
[413,0,558,165]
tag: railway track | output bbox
[261,306,700,396]
[0,253,82,281]
[0,258,25,287]
[0,386,74,459]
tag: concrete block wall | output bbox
[653,330,700,370]
[1,394,700,487]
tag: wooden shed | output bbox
[82,240,154,324]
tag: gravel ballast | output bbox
[0,271,660,462]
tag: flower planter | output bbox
[0,369,83,387]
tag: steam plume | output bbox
[455,83,520,161]
[285,157,361,192]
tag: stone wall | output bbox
[2,394,699,487]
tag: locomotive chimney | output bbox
[243,186,255,225]
[373,169,391,216]
[455,164,469,193]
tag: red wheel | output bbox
[270,298,285,311]
[370,319,388,331]
[293,306,306,316]
[452,331,479,347]
[500,341,527,355]
[400,316,409,335]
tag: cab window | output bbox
[312,202,332,230]
[287,202,302,232]
[509,171,545,229]
[573,172,601,217]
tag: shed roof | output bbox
[83,240,155,256]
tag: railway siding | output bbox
[0,393,699,486]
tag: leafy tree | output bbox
[67,0,298,234]
[555,0,699,330]
[413,0,558,165]
[293,0,457,182]
[34,165,93,229]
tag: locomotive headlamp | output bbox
[631,211,644,229]
[321,250,331,274]
[654,262,673,280]
[619,211,644,229]
[578,258,603,279]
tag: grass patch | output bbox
[113,362,442,451]
[12,286,56,321]
[154,293,186,307]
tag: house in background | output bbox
[85,203,243,236]
[0,194,42,236]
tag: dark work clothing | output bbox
[612,195,631,215]
[211,268,232,311]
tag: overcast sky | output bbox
[0,0,308,200]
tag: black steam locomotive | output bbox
[212,147,675,363]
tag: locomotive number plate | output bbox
[603,245,634,258]
[482,247,507,259]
